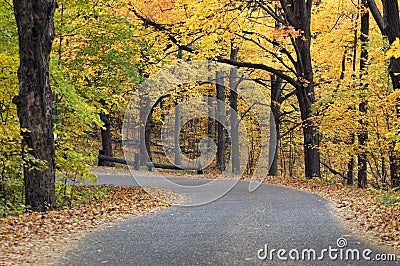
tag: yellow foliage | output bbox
[386,38,400,59]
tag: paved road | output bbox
[60,174,399,265]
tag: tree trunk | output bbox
[229,47,240,174]
[216,71,226,171]
[12,0,58,211]
[367,0,400,187]
[385,3,400,188]
[139,92,150,165]
[358,0,369,188]
[100,112,114,167]
[145,101,153,164]
[347,158,355,185]
[301,118,321,178]
[174,95,182,165]
[207,93,215,149]
[295,58,321,178]
[268,9,283,177]
[389,57,400,187]
[284,0,321,178]
[389,153,400,187]
[268,75,282,176]
[174,50,182,165]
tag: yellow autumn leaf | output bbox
[386,38,400,59]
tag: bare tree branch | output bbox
[129,7,197,54]
[320,161,348,180]
[280,122,301,139]
[256,1,286,25]
[235,33,297,76]
[216,57,299,88]
[366,0,386,35]
[3,0,12,8]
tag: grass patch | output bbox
[376,192,400,206]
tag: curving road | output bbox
[60,174,399,265]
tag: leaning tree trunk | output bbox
[13,0,58,211]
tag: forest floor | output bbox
[0,186,182,265]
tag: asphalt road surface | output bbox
[60,173,399,265]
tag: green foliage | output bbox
[0,0,151,212]
[376,193,400,206]
[0,2,24,205]
[55,0,147,113]
[0,180,25,217]
[51,62,100,183]
[50,0,155,187]
[52,0,150,169]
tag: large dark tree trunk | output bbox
[358,0,369,188]
[383,0,400,188]
[284,0,321,178]
[367,0,400,187]
[347,158,355,185]
[99,99,114,166]
[300,112,321,178]
[13,0,58,211]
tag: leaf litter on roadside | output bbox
[0,186,182,266]
[260,176,400,253]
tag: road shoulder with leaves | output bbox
[0,186,181,265]
[259,176,400,255]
